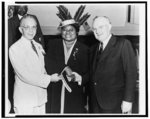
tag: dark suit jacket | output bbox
[89,35,137,110]
[45,39,89,113]
[8,14,45,48]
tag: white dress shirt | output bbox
[9,36,51,109]
[99,34,112,50]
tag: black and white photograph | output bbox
[2,0,148,118]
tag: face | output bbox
[19,17,37,40]
[92,17,111,42]
[61,25,77,42]
[17,6,28,16]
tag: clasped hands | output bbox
[50,73,62,82]
[50,72,82,85]
[67,72,82,85]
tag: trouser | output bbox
[14,103,45,115]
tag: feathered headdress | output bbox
[56,5,90,28]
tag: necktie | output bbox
[31,40,38,56]
[97,42,103,60]
[95,42,103,69]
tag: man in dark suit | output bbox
[8,5,44,113]
[89,16,137,114]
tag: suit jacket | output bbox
[89,35,137,110]
[8,14,45,48]
[9,36,50,108]
[45,39,89,113]
[8,14,45,112]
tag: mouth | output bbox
[65,35,72,38]
[97,33,103,36]
[28,34,34,37]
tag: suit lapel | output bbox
[99,36,116,62]
[94,36,117,71]
[92,44,99,72]
[56,39,65,65]
[67,41,79,66]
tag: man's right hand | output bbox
[51,73,62,82]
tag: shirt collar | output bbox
[100,34,112,50]
[20,36,33,47]
[63,39,77,64]
[63,39,77,53]
[18,14,23,20]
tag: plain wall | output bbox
[27,4,140,35]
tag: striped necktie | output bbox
[31,40,38,56]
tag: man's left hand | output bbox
[72,72,82,85]
[121,101,132,114]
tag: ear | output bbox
[19,27,23,34]
[108,24,112,31]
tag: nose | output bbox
[29,27,36,32]
[96,29,102,35]
[29,27,33,32]
[65,30,71,35]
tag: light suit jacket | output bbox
[9,36,50,108]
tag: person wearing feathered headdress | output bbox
[45,5,90,113]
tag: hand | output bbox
[72,72,82,85]
[121,101,132,114]
[51,73,61,82]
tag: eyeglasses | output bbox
[21,26,37,31]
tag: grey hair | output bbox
[93,16,111,25]
[20,14,37,27]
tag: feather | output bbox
[56,5,90,28]
[57,6,67,20]
[74,5,85,22]
[58,5,72,19]
[78,13,90,26]
[67,12,72,19]
[56,13,66,21]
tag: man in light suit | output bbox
[89,16,137,113]
[8,5,45,48]
[9,15,61,114]
[8,6,45,113]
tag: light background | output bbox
[3,0,148,118]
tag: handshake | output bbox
[51,66,82,85]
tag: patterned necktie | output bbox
[31,40,38,56]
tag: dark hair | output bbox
[15,5,28,12]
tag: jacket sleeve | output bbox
[9,46,51,88]
[8,19,14,48]
[121,39,137,102]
